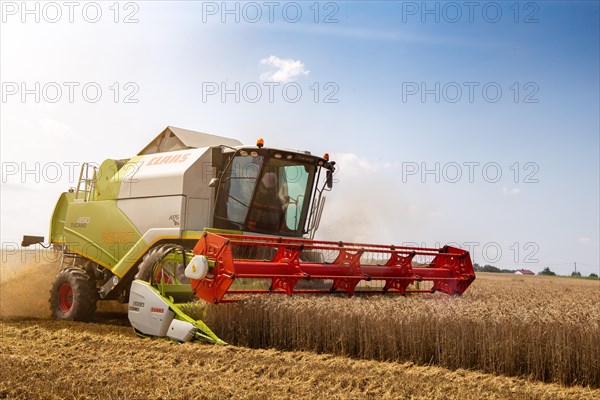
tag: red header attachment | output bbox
[191,232,475,304]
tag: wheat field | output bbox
[2,252,599,398]
[188,273,600,388]
[1,319,599,399]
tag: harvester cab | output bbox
[23,126,475,344]
[210,139,333,238]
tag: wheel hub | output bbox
[58,282,73,312]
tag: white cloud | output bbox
[259,56,309,82]
[331,153,399,176]
[502,187,521,195]
[579,236,591,244]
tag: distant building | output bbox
[515,269,535,275]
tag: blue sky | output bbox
[1,1,598,275]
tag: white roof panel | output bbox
[138,126,243,155]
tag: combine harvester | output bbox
[23,127,475,344]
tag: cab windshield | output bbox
[214,153,317,236]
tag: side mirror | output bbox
[326,170,333,189]
[208,178,219,188]
[211,147,223,168]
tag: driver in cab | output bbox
[247,172,288,232]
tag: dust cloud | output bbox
[315,153,432,245]
[0,250,61,319]
[0,250,129,319]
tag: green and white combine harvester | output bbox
[23,126,475,344]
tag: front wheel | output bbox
[49,267,98,321]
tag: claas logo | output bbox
[147,153,191,166]
[151,307,165,313]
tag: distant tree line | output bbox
[473,263,599,279]
[539,267,556,276]
[473,264,514,274]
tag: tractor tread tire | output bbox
[135,244,178,282]
[49,267,98,321]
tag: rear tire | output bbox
[50,267,98,321]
